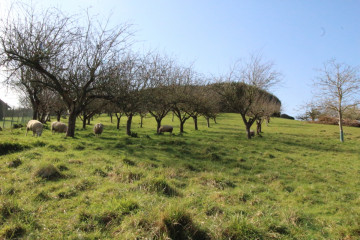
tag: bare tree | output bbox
[237,53,282,91]
[314,59,360,142]
[109,53,149,136]
[170,66,197,133]
[197,85,220,128]
[298,101,322,121]
[0,4,132,137]
[144,54,176,133]
[254,94,281,135]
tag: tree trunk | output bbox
[213,117,217,124]
[82,113,87,129]
[31,99,40,120]
[206,117,210,128]
[246,124,252,139]
[180,121,185,133]
[56,112,61,122]
[241,114,254,139]
[32,110,38,121]
[117,117,121,130]
[339,111,344,142]
[140,116,143,128]
[172,112,174,122]
[87,117,91,125]
[67,112,77,137]
[126,114,133,136]
[266,116,270,126]
[156,119,161,134]
[193,116,198,130]
[39,113,46,123]
[110,113,113,123]
[256,120,262,135]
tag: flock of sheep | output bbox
[25,119,174,137]
[26,120,104,137]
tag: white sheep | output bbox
[51,121,68,135]
[26,120,43,137]
[158,125,173,134]
[94,123,104,137]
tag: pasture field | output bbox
[1,113,360,239]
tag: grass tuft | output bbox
[0,224,26,239]
[160,206,210,240]
[47,144,66,152]
[7,158,22,168]
[140,178,178,196]
[223,216,264,240]
[34,164,62,180]
[0,142,26,156]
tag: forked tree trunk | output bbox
[109,113,113,123]
[180,121,185,133]
[193,116,198,130]
[213,117,217,124]
[241,113,255,139]
[246,125,252,139]
[126,114,133,136]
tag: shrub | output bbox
[280,114,295,120]
[0,142,26,156]
[316,116,360,127]
[34,164,62,180]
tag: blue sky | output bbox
[1,0,360,117]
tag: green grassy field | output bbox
[1,113,360,239]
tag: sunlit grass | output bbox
[0,113,360,239]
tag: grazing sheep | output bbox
[158,125,173,134]
[51,121,68,135]
[249,130,255,137]
[26,120,43,137]
[94,123,104,137]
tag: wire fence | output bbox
[0,107,33,129]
